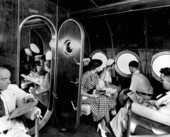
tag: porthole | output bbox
[151,51,170,82]
[90,50,107,70]
[115,50,140,77]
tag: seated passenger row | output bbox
[78,57,170,137]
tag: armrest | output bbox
[131,102,170,126]
[25,107,41,120]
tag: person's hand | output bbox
[29,87,35,94]
[92,93,99,98]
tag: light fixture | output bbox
[30,43,40,53]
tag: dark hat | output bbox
[88,59,102,70]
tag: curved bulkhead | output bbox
[17,15,57,135]
[53,19,84,132]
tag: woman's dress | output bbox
[81,71,115,121]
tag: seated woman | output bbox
[99,59,121,107]
[29,60,51,107]
[81,59,115,137]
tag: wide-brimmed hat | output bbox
[88,59,102,70]
[106,59,115,67]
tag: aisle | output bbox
[39,116,100,137]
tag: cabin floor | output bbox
[38,115,154,137]
[39,115,102,137]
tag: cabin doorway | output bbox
[17,15,57,135]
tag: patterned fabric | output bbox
[83,95,115,121]
[81,71,99,93]
[0,95,5,117]
[81,71,115,121]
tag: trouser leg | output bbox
[110,107,128,137]
[6,128,31,137]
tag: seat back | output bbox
[127,102,170,137]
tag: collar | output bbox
[133,70,140,74]
[166,91,170,95]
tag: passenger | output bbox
[110,67,170,137]
[119,60,153,106]
[21,61,46,90]
[100,59,115,87]
[29,60,51,106]
[81,59,114,137]
[32,61,46,76]
[40,60,51,92]
[0,66,38,137]
[100,59,121,100]
[99,59,121,115]
[39,55,46,66]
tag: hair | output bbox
[0,66,8,70]
[35,61,41,66]
[0,66,10,74]
[88,59,102,70]
[160,67,170,76]
[1,65,13,72]
[129,60,139,68]
[41,55,46,60]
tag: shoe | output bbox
[71,101,77,110]
[111,109,117,116]
[97,123,107,137]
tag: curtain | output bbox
[106,48,116,77]
[138,49,147,74]
[145,49,154,79]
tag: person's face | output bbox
[129,66,133,74]
[0,69,11,91]
[162,74,170,90]
[110,64,115,70]
[95,66,102,73]
[40,59,44,66]
[36,65,43,72]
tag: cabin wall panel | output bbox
[0,0,58,83]
[0,0,18,83]
[19,0,57,25]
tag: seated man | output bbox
[119,60,153,106]
[110,67,170,137]
[21,61,46,90]
[0,66,38,137]
[29,60,51,107]
[130,67,170,135]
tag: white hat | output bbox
[35,55,43,61]
[106,59,115,67]
[83,58,91,66]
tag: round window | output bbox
[151,51,170,82]
[90,50,107,70]
[115,50,140,77]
